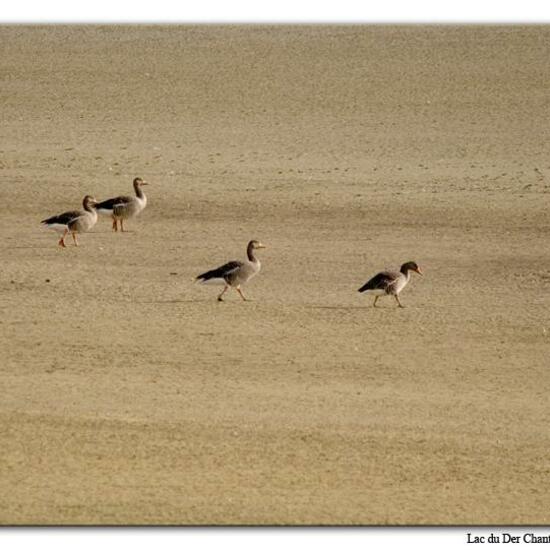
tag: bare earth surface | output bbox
[1,25,549,525]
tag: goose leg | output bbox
[112,217,118,232]
[120,219,125,232]
[58,229,68,248]
[395,295,404,308]
[217,285,229,302]
[72,232,79,246]
[373,296,379,308]
[236,287,247,301]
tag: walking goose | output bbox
[41,195,98,247]
[358,261,423,307]
[196,240,266,301]
[96,177,148,232]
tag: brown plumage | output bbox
[41,195,98,247]
[358,261,423,307]
[196,240,267,302]
[96,177,149,232]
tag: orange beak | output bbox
[416,267,423,275]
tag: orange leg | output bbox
[58,229,68,248]
[217,285,229,302]
[71,231,79,246]
[236,287,247,301]
[112,217,118,232]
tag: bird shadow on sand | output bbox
[136,298,214,304]
[90,229,138,234]
[305,304,408,311]
[5,245,55,250]
[305,305,371,311]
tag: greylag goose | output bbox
[196,240,266,301]
[41,195,98,247]
[96,177,148,232]
[358,261,423,307]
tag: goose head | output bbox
[82,195,98,209]
[133,177,149,188]
[400,261,423,276]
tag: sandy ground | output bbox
[1,25,549,525]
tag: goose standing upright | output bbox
[358,261,423,307]
[96,177,149,232]
[41,195,98,247]
[196,240,266,302]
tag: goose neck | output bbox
[247,244,257,262]
[134,183,145,199]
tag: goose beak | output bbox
[416,267,423,275]
[141,181,149,185]
[257,243,266,249]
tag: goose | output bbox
[196,240,266,301]
[96,177,148,232]
[41,195,98,247]
[358,261,423,307]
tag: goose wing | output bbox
[196,261,243,282]
[358,270,400,293]
[41,210,81,226]
[96,195,133,212]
